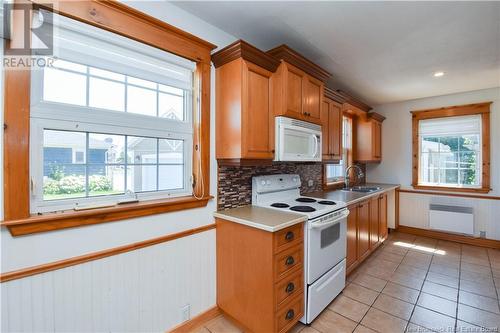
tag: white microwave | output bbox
[275,116,322,162]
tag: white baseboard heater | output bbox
[429,204,474,235]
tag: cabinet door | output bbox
[372,121,382,160]
[369,197,379,248]
[321,100,331,160]
[357,202,370,259]
[379,194,388,241]
[304,76,323,122]
[283,63,305,119]
[346,204,358,269]
[242,61,274,159]
[329,101,343,160]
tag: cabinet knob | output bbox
[285,309,295,320]
[285,231,295,241]
[285,256,295,266]
[285,282,295,294]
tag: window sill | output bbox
[412,184,491,194]
[1,195,213,237]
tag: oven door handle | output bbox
[309,209,350,230]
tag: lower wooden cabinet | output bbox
[346,191,392,274]
[216,219,304,333]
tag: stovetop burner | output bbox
[290,205,316,212]
[296,197,316,203]
[271,203,290,208]
[318,200,336,205]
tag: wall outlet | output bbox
[308,180,314,187]
[181,304,190,321]
[480,231,486,238]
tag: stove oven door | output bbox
[306,208,348,284]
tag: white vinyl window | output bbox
[326,117,351,184]
[418,115,482,188]
[30,12,197,213]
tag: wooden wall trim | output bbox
[0,223,216,283]
[211,39,280,72]
[398,188,500,200]
[168,306,221,333]
[397,226,500,249]
[411,102,491,193]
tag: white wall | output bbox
[366,87,500,239]
[1,1,236,332]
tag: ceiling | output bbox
[172,1,500,106]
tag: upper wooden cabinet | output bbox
[350,105,385,163]
[267,45,331,125]
[212,40,280,162]
[321,88,345,161]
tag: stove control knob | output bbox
[260,180,266,186]
[266,180,271,185]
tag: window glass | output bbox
[326,116,351,184]
[43,67,87,105]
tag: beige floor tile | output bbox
[299,327,322,333]
[460,270,495,285]
[410,306,456,332]
[417,292,457,318]
[353,273,388,292]
[431,255,460,268]
[401,257,431,270]
[383,244,410,256]
[353,324,377,333]
[421,281,458,301]
[342,283,380,306]
[395,264,428,280]
[405,322,434,333]
[460,279,497,298]
[455,320,484,333]
[461,256,491,268]
[329,295,370,322]
[365,258,399,272]
[377,251,405,264]
[390,272,424,290]
[382,282,420,304]
[205,316,242,333]
[429,263,459,278]
[372,294,414,320]
[425,271,459,289]
[311,309,358,333]
[492,268,500,278]
[359,265,393,280]
[288,323,306,333]
[459,290,500,314]
[461,262,493,277]
[361,308,407,333]
[457,304,500,330]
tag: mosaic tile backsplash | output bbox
[217,163,323,210]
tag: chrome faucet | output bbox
[344,164,365,188]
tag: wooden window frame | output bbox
[2,0,216,236]
[323,114,353,190]
[411,102,491,194]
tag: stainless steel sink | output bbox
[342,186,382,193]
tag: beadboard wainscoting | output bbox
[217,163,323,210]
[1,230,216,333]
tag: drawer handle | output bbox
[285,282,295,294]
[285,309,295,320]
[285,231,295,241]
[285,256,295,266]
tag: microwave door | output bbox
[279,127,319,161]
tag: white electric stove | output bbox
[252,174,349,324]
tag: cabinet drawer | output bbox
[274,244,303,280]
[275,270,303,308]
[276,294,303,333]
[274,223,303,254]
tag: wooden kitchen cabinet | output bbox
[369,197,379,248]
[346,204,358,269]
[321,93,343,161]
[212,40,280,163]
[355,112,385,163]
[216,218,304,333]
[357,201,370,261]
[346,190,393,275]
[267,45,331,125]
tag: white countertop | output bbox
[213,205,307,232]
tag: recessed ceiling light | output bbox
[433,71,445,77]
